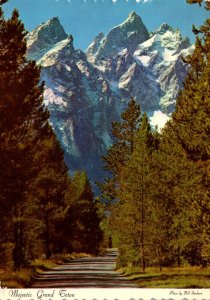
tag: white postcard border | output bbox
[0,288,210,300]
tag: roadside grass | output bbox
[0,269,31,288]
[0,252,90,288]
[32,253,90,273]
[118,266,210,288]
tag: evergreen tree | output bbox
[155,123,194,266]
[171,18,209,265]
[0,4,69,267]
[156,16,210,266]
[110,114,161,271]
[0,6,50,268]
[28,130,68,259]
[62,171,103,254]
[99,97,141,202]
[102,0,210,270]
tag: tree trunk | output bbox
[177,245,181,267]
[141,202,146,272]
[156,248,162,271]
[45,211,51,259]
[13,205,24,270]
[13,222,19,270]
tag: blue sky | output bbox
[3,0,209,50]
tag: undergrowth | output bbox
[0,269,31,288]
[0,252,90,288]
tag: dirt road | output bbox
[30,249,138,288]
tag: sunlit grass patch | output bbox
[117,266,210,288]
[31,258,58,270]
[31,253,90,270]
[56,252,91,261]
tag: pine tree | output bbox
[0,6,49,211]
[110,113,161,271]
[99,97,141,202]
[171,18,209,265]
[61,171,103,254]
[156,16,210,266]
[28,130,68,259]
[155,123,193,266]
[0,5,56,268]
[173,19,209,163]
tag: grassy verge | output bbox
[0,269,31,288]
[118,266,210,288]
[0,253,90,288]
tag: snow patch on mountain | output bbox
[149,110,171,130]
[37,36,74,67]
[44,88,67,107]
[135,54,151,67]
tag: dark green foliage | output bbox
[0,5,103,269]
[28,131,68,259]
[161,17,210,264]
[0,7,50,269]
[164,17,210,266]
[110,114,163,271]
[61,171,103,255]
[99,97,141,202]
[101,13,209,269]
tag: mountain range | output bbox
[26,12,193,185]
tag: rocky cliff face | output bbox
[27,18,121,183]
[87,12,149,62]
[87,18,193,113]
[133,23,192,112]
[27,13,192,184]
[27,17,68,61]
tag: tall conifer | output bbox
[0,4,65,267]
[110,113,161,271]
[62,171,103,254]
[99,97,141,202]
[159,15,210,266]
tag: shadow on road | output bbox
[30,249,138,288]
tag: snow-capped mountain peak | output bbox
[131,22,191,112]
[155,23,174,34]
[86,32,104,63]
[27,17,68,61]
[27,12,192,184]
[87,11,149,62]
[118,10,147,32]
